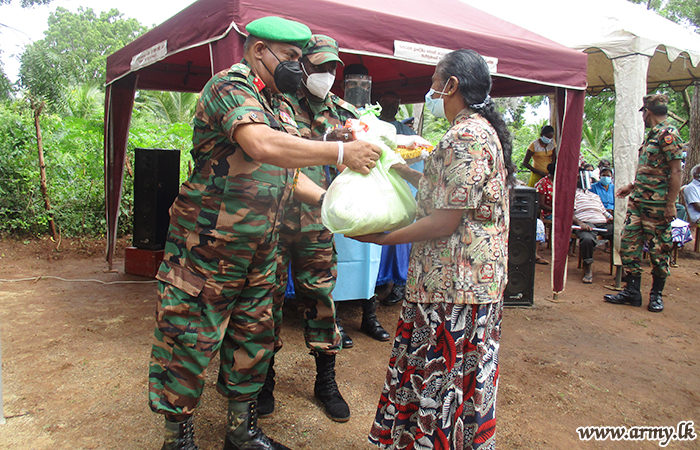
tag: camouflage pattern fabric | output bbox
[271,92,359,353]
[149,61,300,419]
[620,200,673,278]
[282,92,359,232]
[620,119,683,279]
[630,120,683,204]
[275,227,341,353]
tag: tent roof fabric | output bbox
[460,0,700,95]
[106,0,587,102]
[104,0,589,293]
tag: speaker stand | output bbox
[125,247,165,278]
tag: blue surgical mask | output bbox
[600,176,612,186]
[541,136,552,145]
[425,81,450,119]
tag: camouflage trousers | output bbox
[620,200,673,278]
[274,226,341,354]
[149,194,292,419]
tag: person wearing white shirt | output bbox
[572,173,613,284]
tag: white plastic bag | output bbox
[322,141,416,236]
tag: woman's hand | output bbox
[391,163,423,188]
[349,232,387,245]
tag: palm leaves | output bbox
[135,90,198,125]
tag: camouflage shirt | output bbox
[631,119,684,204]
[283,91,359,232]
[168,61,300,242]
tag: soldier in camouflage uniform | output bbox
[148,17,382,450]
[604,94,683,313]
[255,35,357,423]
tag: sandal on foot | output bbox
[535,256,549,265]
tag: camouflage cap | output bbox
[640,94,669,111]
[245,16,311,49]
[303,34,344,66]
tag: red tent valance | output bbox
[104,0,587,292]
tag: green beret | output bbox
[303,34,344,66]
[245,16,311,49]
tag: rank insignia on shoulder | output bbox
[664,134,674,144]
[252,77,266,91]
[279,110,298,128]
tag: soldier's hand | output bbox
[664,203,677,223]
[326,127,355,142]
[343,140,382,175]
[616,183,634,198]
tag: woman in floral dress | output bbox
[355,49,516,450]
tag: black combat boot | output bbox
[603,274,642,306]
[257,356,275,417]
[313,352,351,422]
[381,283,405,306]
[335,315,353,349]
[223,401,290,450]
[648,275,665,312]
[360,296,390,341]
[161,416,199,450]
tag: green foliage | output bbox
[581,91,615,164]
[626,0,700,31]
[18,6,147,101]
[134,91,198,125]
[0,99,107,236]
[0,91,194,238]
[0,54,13,100]
[19,40,69,112]
[66,82,104,119]
[129,113,194,184]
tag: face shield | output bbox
[344,74,372,107]
[579,170,592,191]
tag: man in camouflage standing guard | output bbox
[148,17,381,450]
[604,94,683,313]
[258,35,359,423]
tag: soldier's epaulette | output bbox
[330,95,359,117]
[226,63,255,84]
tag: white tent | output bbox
[461,0,700,278]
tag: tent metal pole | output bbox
[614,266,623,289]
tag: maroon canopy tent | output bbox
[104,0,587,293]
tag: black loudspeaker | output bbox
[133,148,181,250]
[504,186,537,307]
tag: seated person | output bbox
[590,167,615,214]
[535,162,555,220]
[591,158,611,183]
[572,173,613,284]
[683,163,700,224]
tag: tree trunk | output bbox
[683,84,699,186]
[32,100,60,242]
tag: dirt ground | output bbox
[0,236,699,450]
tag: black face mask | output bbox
[262,45,303,94]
